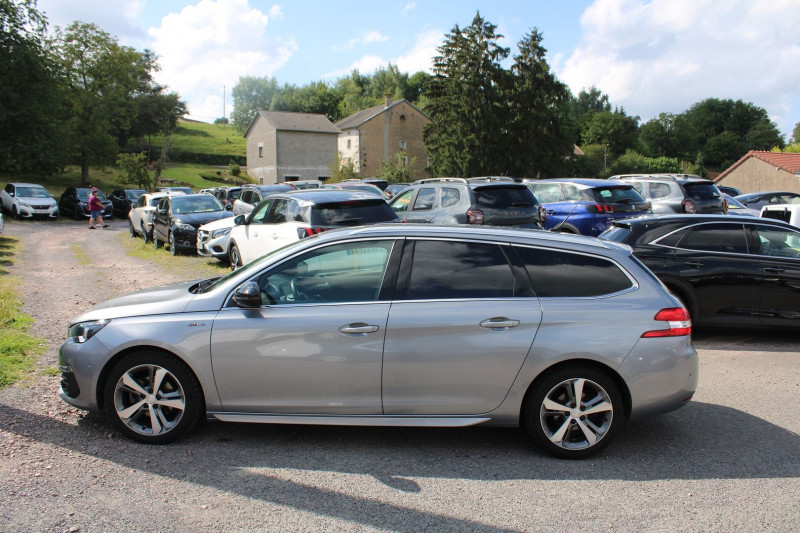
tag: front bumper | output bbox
[16,204,59,219]
[197,232,231,260]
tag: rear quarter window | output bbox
[513,246,634,297]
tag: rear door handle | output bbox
[764,267,785,274]
[479,318,520,330]
[338,323,379,336]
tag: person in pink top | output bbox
[88,187,108,229]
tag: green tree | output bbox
[793,122,800,144]
[53,22,159,184]
[230,75,280,133]
[376,152,415,183]
[330,150,360,181]
[116,152,151,189]
[703,131,743,170]
[0,0,64,175]
[580,109,640,157]
[423,13,510,177]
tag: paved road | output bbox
[1,219,799,532]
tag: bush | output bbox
[230,164,241,177]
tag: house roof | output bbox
[335,99,429,130]
[715,150,800,182]
[243,110,340,138]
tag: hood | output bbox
[199,216,237,231]
[71,280,203,323]
[19,196,57,206]
[173,211,232,229]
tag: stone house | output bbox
[244,111,340,184]
[336,97,430,180]
[714,151,800,194]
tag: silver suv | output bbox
[608,174,726,214]
[59,225,698,458]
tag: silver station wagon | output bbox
[59,225,698,458]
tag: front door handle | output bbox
[338,323,379,336]
[764,267,785,274]
[479,317,520,330]
[683,261,703,268]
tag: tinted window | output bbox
[171,195,223,214]
[413,188,436,210]
[266,199,289,223]
[473,187,534,208]
[407,240,514,299]
[754,225,800,258]
[311,200,397,226]
[530,184,563,203]
[126,190,146,200]
[514,246,633,297]
[589,186,644,204]
[441,187,461,208]
[680,223,748,254]
[649,182,672,199]
[254,240,394,304]
[683,182,721,200]
[655,228,688,247]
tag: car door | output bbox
[404,187,437,223]
[749,222,800,327]
[671,222,762,324]
[210,238,398,413]
[152,197,170,241]
[388,189,415,222]
[382,238,542,415]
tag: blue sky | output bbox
[35,0,800,140]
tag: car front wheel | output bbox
[169,231,178,256]
[103,350,202,444]
[141,222,150,244]
[229,243,242,270]
[523,365,622,459]
[153,231,162,249]
[128,219,136,237]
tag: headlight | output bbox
[68,320,109,343]
[211,227,232,239]
[19,202,31,209]
[175,222,195,232]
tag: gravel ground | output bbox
[1,218,799,533]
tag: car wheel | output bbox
[73,205,82,221]
[141,222,150,244]
[229,243,242,270]
[153,231,162,249]
[523,365,622,459]
[169,231,178,256]
[103,350,202,444]
[128,219,136,237]
[12,206,21,220]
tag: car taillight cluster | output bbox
[641,307,692,338]
[466,208,484,224]
[585,204,615,214]
[297,227,329,239]
[681,199,696,214]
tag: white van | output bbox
[761,204,800,228]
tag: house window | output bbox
[347,139,352,149]
[257,143,263,158]
[399,140,407,151]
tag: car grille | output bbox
[32,204,52,210]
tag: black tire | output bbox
[169,231,179,256]
[128,219,136,237]
[12,206,21,220]
[73,205,83,221]
[523,365,623,459]
[141,222,151,244]
[229,243,242,270]
[103,350,202,444]
[153,231,162,249]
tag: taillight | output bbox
[585,204,615,214]
[297,227,328,239]
[467,208,484,224]
[641,307,692,338]
[682,199,696,214]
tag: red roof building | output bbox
[714,151,800,194]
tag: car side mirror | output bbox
[232,281,262,308]
[234,215,245,225]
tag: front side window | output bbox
[253,240,394,304]
[412,188,436,211]
[249,199,273,224]
[266,199,289,223]
[390,190,414,213]
[754,225,800,258]
[406,240,515,300]
[680,223,748,254]
[514,246,633,297]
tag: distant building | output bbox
[714,151,800,194]
[336,97,430,180]
[244,111,340,184]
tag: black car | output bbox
[109,188,146,217]
[600,214,800,328]
[733,191,800,211]
[212,186,243,210]
[389,178,547,228]
[59,187,113,220]
[152,193,233,255]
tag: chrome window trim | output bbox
[649,221,751,256]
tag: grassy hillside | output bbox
[166,119,246,157]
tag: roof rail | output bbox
[466,176,517,183]
[412,177,468,184]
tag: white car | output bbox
[227,190,398,268]
[127,191,184,242]
[1,182,59,220]
[761,203,800,228]
[196,217,236,261]
[0,212,4,233]
[231,184,295,217]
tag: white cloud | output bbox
[37,0,147,41]
[269,5,283,19]
[147,0,297,121]
[559,0,800,136]
[332,30,388,51]
[402,2,416,16]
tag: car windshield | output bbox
[311,200,398,226]
[683,182,722,200]
[126,190,146,199]
[148,197,163,207]
[474,187,535,208]
[587,186,645,204]
[17,187,50,198]
[171,195,223,214]
[77,189,106,200]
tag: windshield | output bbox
[126,190,146,199]
[171,195,223,214]
[683,182,722,200]
[17,187,51,198]
[77,189,106,200]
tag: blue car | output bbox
[525,179,651,236]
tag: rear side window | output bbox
[530,183,562,203]
[683,183,721,200]
[312,200,397,226]
[406,240,514,299]
[441,187,461,208]
[473,186,534,208]
[679,223,748,254]
[513,246,633,297]
[649,182,672,199]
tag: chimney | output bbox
[384,95,391,107]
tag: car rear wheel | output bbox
[153,231,162,249]
[73,205,82,221]
[141,222,150,244]
[128,219,136,237]
[523,365,622,459]
[103,350,202,444]
[229,243,242,270]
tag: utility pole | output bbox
[223,85,226,124]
